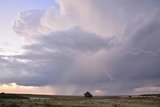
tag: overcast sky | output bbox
[0,0,160,95]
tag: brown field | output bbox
[0,94,160,107]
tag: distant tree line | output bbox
[0,92,29,99]
[139,94,160,97]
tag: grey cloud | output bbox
[24,27,109,53]
[104,7,160,95]
[1,0,160,95]
[129,8,160,53]
[0,27,112,95]
[106,51,160,94]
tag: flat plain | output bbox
[0,94,160,107]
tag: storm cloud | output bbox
[1,0,160,95]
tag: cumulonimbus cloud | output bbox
[1,0,160,95]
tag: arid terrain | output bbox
[0,93,160,107]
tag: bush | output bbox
[10,103,20,107]
[0,102,7,107]
[44,103,52,107]
[112,104,120,107]
[83,91,93,98]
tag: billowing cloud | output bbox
[12,10,45,38]
[0,27,114,95]
[1,0,160,95]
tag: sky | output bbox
[0,0,160,95]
